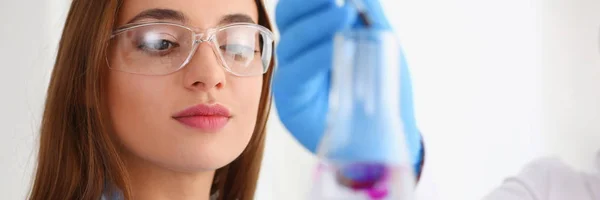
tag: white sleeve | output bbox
[483,176,539,200]
[483,158,571,200]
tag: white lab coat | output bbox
[414,151,600,200]
[483,151,600,200]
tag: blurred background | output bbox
[1,0,599,199]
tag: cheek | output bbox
[229,76,264,136]
[216,76,263,163]
[108,71,170,126]
[107,71,176,160]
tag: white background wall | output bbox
[1,0,598,200]
[0,0,69,199]
[542,0,600,173]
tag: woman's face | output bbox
[107,0,262,172]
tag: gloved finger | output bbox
[273,88,329,152]
[352,0,391,29]
[274,40,332,104]
[275,0,336,33]
[273,42,334,151]
[277,4,356,64]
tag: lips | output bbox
[172,104,231,132]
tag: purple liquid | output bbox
[335,163,390,199]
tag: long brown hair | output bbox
[29,0,274,199]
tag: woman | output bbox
[29,0,275,199]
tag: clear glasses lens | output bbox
[107,23,272,76]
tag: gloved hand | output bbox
[273,0,423,173]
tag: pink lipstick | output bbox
[173,104,231,132]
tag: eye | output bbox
[137,39,179,54]
[142,39,172,51]
[220,44,258,61]
[133,31,181,56]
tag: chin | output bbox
[157,148,246,173]
[122,125,253,173]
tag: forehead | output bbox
[117,0,259,28]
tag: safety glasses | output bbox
[107,22,274,77]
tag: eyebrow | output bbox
[219,14,256,24]
[127,8,187,24]
[126,8,256,25]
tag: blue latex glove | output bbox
[274,0,423,173]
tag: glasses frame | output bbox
[107,22,275,77]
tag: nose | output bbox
[182,42,226,91]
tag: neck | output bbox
[123,155,215,200]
